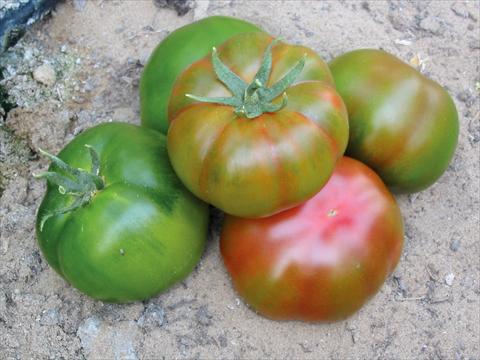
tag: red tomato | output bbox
[220,157,404,322]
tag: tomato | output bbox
[167,32,349,218]
[140,16,262,133]
[220,157,403,322]
[329,49,459,193]
[35,123,209,303]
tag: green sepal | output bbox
[185,94,242,107]
[211,47,247,98]
[253,39,279,86]
[259,54,306,102]
[186,39,306,119]
[34,145,105,231]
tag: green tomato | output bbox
[329,49,459,193]
[140,15,262,133]
[36,123,209,303]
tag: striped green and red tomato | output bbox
[220,157,404,322]
[329,49,459,193]
[167,32,349,218]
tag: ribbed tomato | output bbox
[220,157,404,322]
[167,32,349,218]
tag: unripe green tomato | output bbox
[36,123,209,303]
[140,16,263,133]
[330,49,459,193]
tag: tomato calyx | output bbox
[34,145,105,231]
[186,39,306,119]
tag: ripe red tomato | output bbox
[220,157,404,322]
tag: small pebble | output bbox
[418,17,442,35]
[450,238,461,252]
[33,64,56,86]
[195,305,212,326]
[457,89,472,103]
[23,48,33,61]
[137,303,165,328]
[218,335,228,348]
[394,39,413,46]
[445,273,455,286]
[72,96,86,104]
[83,79,96,92]
[73,0,87,11]
[40,309,61,326]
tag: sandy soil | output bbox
[0,1,479,359]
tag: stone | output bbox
[40,308,61,326]
[450,238,461,252]
[77,316,101,354]
[33,64,56,86]
[137,303,165,329]
[445,273,455,286]
[195,305,212,326]
[72,0,86,11]
[418,16,443,35]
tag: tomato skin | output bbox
[220,157,403,322]
[167,32,348,218]
[36,123,209,303]
[329,49,459,193]
[140,16,262,133]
